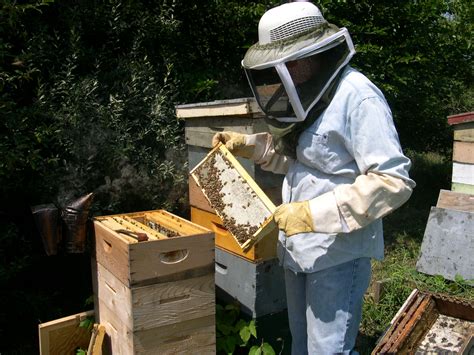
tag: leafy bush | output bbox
[318,0,473,152]
[216,303,275,355]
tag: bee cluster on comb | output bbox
[191,144,276,250]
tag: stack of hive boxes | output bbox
[92,210,216,354]
[448,112,474,194]
[177,98,287,318]
[416,112,474,282]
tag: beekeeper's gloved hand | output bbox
[274,201,315,237]
[212,131,255,159]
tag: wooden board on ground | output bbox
[38,310,94,355]
[190,143,276,252]
[416,207,474,281]
[436,189,474,213]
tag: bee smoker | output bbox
[61,193,94,253]
[31,204,62,256]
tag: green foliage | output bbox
[318,0,473,152]
[249,341,277,355]
[1,0,188,214]
[216,303,275,355]
[78,315,94,332]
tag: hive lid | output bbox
[448,112,474,126]
[176,98,263,119]
[190,143,277,251]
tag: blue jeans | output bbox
[284,258,371,355]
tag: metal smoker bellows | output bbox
[190,143,277,251]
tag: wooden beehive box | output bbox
[190,143,277,252]
[93,210,216,354]
[448,112,474,195]
[93,261,216,354]
[372,290,474,354]
[93,210,214,287]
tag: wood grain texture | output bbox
[176,97,261,119]
[94,211,214,287]
[453,121,474,142]
[99,296,216,355]
[436,189,474,213]
[94,221,132,286]
[95,262,215,331]
[129,233,214,287]
[87,324,105,355]
[38,310,94,355]
[453,141,474,164]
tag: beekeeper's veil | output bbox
[242,2,355,124]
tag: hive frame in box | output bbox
[372,289,474,354]
[93,210,215,287]
[190,143,277,252]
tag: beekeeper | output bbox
[212,2,415,354]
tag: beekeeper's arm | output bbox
[273,97,416,236]
[212,131,293,175]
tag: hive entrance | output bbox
[191,144,276,249]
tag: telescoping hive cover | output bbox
[190,143,277,251]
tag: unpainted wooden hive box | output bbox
[92,210,216,354]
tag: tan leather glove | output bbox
[212,131,255,159]
[274,201,315,237]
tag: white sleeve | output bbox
[309,172,413,233]
[245,133,294,175]
[309,97,415,233]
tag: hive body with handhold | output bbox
[92,210,216,354]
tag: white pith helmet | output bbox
[258,2,326,45]
[241,1,355,123]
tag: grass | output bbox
[357,150,474,353]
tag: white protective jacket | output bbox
[247,66,415,273]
